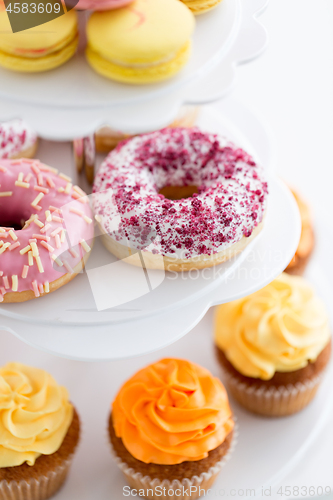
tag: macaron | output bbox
[74,0,134,10]
[86,0,195,84]
[181,0,223,15]
[0,10,78,72]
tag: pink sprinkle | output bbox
[3,276,9,289]
[33,234,50,241]
[11,160,23,165]
[22,265,29,279]
[41,241,54,252]
[55,234,61,249]
[31,164,40,175]
[34,205,42,211]
[0,287,5,294]
[69,248,79,259]
[0,232,8,239]
[70,207,83,216]
[38,283,44,294]
[34,185,49,194]
[40,224,51,234]
[51,227,62,237]
[24,173,33,183]
[32,280,40,297]
[49,206,62,213]
[52,215,64,223]
[46,177,55,188]
[9,241,20,251]
[0,166,7,173]
[63,260,74,274]
[37,174,43,186]
[0,271,2,276]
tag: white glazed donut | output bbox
[0,120,38,160]
[93,128,268,271]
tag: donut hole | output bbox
[0,219,25,231]
[159,185,198,200]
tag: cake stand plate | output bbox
[0,100,301,361]
[0,260,332,499]
[0,0,269,139]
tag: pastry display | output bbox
[0,10,78,72]
[181,0,223,15]
[0,158,93,303]
[86,0,195,84]
[214,273,331,416]
[109,358,235,500]
[0,362,80,500]
[93,127,268,271]
[95,106,199,153]
[285,188,314,275]
[0,119,38,160]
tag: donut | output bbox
[0,159,94,303]
[95,106,199,154]
[93,128,268,271]
[0,120,38,160]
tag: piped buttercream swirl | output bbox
[0,362,73,468]
[215,273,331,380]
[112,358,234,465]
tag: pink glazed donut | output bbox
[74,0,133,11]
[0,159,94,303]
[0,120,38,160]
[93,128,268,271]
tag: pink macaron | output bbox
[74,0,133,10]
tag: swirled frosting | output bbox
[0,363,73,468]
[112,358,234,465]
[215,273,331,380]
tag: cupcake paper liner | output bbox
[0,458,73,500]
[224,371,324,417]
[111,422,238,500]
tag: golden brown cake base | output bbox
[285,189,315,276]
[215,341,331,417]
[97,219,264,272]
[2,247,92,303]
[109,414,234,500]
[9,141,38,161]
[0,409,80,500]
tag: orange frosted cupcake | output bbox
[0,363,80,500]
[109,358,235,500]
[215,273,331,417]
[285,189,315,275]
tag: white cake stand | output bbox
[0,0,269,139]
[0,101,301,361]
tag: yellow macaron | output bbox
[181,0,223,15]
[0,10,78,72]
[86,0,195,85]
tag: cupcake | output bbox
[285,189,315,275]
[214,273,331,417]
[109,358,235,500]
[0,363,80,500]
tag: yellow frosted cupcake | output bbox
[86,0,195,84]
[214,273,331,417]
[0,10,78,72]
[109,358,235,500]
[0,363,80,500]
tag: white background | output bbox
[1,1,333,499]
[233,0,333,496]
